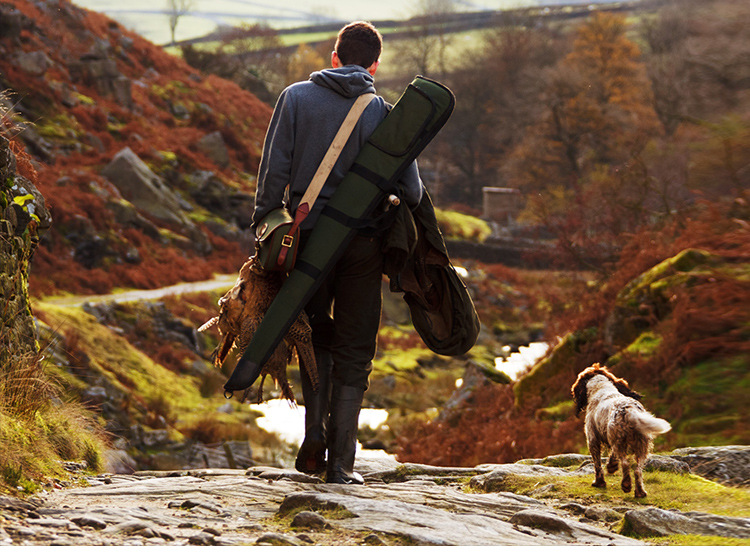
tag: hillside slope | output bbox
[0,0,272,296]
[396,199,750,466]
[0,0,287,481]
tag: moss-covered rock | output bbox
[603,249,718,350]
[660,355,750,446]
[535,400,575,421]
[0,135,107,494]
[513,327,598,407]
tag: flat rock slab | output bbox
[668,446,750,487]
[1,469,643,546]
[276,486,636,546]
[624,507,750,539]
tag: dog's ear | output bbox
[613,380,643,402]
[598,366,643,401]
[571,374,589,416]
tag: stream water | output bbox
[250,400,395,461]
[494,341,549,380]
[251,401,389,447]
[253,341,549,454]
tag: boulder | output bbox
[110,76,133,111]
[196,131,230,168]
[290,511,331,530]
[105,198,162,241]
[644,455,690,475]
[14,50,53,76]
[102,147,192,228]
[583,506,623,522]
[81,386,109,406]
[103,449,138,475]
[17,125,55,162]
[69,55,134,110]
[119,35,134,51]
[145,441,255,471]
[668,446,750,487]
[509,509,574,534]
[189,171,254,229]
[603,248,717,349]
[518,453,593,467]
[169,102,190,120]
[470,463,590,493]
[256,533,306,546]
[437,363,493,423]
[623,507,750,539]
[0,4,24,39]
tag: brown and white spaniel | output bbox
[572,364,671,498]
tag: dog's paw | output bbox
[621,479,632,493]
[606,459,619,474]
[592,478,606,488]
[634,489,647,498]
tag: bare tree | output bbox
[166,0,195,46]
[397,0,457,78]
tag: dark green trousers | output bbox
[302,233,383,392]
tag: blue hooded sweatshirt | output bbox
[252,65,423,231]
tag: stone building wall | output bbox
[482,187,522,225]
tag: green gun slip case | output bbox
[224,76,456,395]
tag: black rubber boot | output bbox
[326,384,365,485]
[295,350,332,475]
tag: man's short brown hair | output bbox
[334,21,382,69]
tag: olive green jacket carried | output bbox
[384,190,481,357]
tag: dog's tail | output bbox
[632,411,671,436]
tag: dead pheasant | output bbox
[198,256,317,403]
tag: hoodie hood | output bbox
[310,65,376,98]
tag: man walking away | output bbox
[252,21,423,484]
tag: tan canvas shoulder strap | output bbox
[298,92,376,209]
[274,92,376,269]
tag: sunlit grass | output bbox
[32,301,293,463]
[35,302,206,414]
[434,207,492,242]
[0,353,107,495]
[479,464,750,545]
[490,469,750,518]
[648,535,750,546]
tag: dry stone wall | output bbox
[0,135,50,366]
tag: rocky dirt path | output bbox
[40,274,238,308]
[3,448,749,547]
[0,459,640,547]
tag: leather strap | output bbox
[276,92,376,268]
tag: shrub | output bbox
[396,383,581,466]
